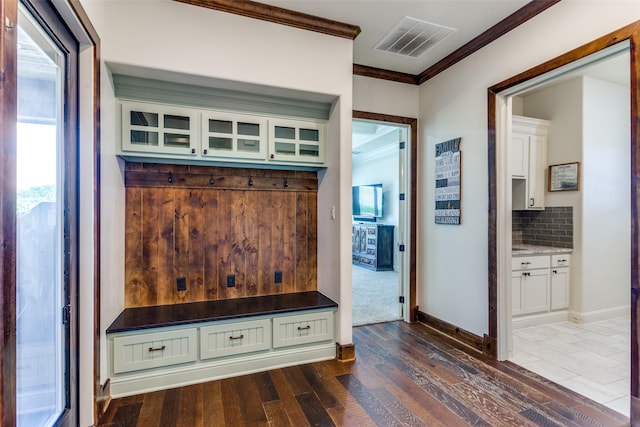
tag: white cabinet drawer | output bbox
[200,318,271,360]
[512,255,550,271]
[552,254,571,267]
[113,328,197,374]
[273,311,334,349]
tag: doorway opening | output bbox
[491,41,632,417]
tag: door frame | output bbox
[353,111,418,321]
[487,21,640,420]
[0,0,100,425]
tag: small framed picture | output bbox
[548,162,580,192]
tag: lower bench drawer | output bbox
[113,328,197,374]
[200,318,271,360]
[273,311,334,349]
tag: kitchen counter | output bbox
[512,244,573,255]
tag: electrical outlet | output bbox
[274,271,283,284]
[177,277,187,291]
[227,274,236,288]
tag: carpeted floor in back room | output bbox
[352,264,401,326]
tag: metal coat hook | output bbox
[283,178,289,188]
[167,173,174,184]
[248,177,253,187]
[209,177,215,185]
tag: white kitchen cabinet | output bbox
[512,255,551,315]
[512,252,571,317]
[121,101,199,157]
[118,99,327,168]
[268,119,325,165]
[512,115,550,211]
[201,111,267,161]
[551,254,571,310]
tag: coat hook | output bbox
[168,173,174,184]
[283,178,289,188]
[248,177,253,187]
[209,177,215,185]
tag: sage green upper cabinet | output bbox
[121,101,198,156]
[118,99,327,169]
[202,111,267,161]
[269,119,325,165]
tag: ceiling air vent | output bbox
[374,16,456,58]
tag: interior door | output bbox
[16,1,79,425]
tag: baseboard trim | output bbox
[110,343,335,398]
[513,311,569,329]
[336,343,356,362]
[569,305,630,323]
[416,311,485,354]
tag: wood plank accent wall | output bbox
[124,162,318,308]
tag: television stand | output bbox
[351,223,394,271]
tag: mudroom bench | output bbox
[106,291,338,397]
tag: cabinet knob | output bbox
[270,154,275,159]
[203,149,208,155]
[191,148,196,154]
[553,269,558,274]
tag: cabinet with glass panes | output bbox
[118,100,326,168]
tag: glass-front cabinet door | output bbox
[121,101,198,156]
[201,111,266,160]
[268,119,325,165]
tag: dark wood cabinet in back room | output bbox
[352,223,394,271]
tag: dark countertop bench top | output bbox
[107,291,338,334]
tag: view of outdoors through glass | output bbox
[16,8,65,427]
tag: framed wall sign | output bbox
[548,162,580,192]
[434,137,461,224]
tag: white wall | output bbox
[581,76,630,313]
[81,0,354,388]
[353,75,419,118]
[418,1,640,337]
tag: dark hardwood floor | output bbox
[98,321,629,426]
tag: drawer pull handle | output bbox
[521,261,531,265]
[148,345,166,352]
[558,259,567,263]
[229,334,244,341]
[297,325,311,331]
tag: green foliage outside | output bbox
[17,185,56,216]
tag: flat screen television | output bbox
[352,183,383,219]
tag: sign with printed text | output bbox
[435,138,461,225]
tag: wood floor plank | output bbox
[234,374,269,426]
[263,401,292,427]
[336,374,403,426]
[202,381,226,427]
[269,369,311,427]
[98,321,629,427]
[296,391,336,427]
[135,390,165,427]
[252,371,280,403]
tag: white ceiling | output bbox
[258,0,530,75]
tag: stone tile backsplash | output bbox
[512,206,573,248]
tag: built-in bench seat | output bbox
[106,291,338,397]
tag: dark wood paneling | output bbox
[418,0,562,84]
[124,165,319,307]
[353,64,419,85]
[175,0,361,39]
[352,111,418,322]
[99,321,629,427]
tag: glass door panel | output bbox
[16,5,66,426]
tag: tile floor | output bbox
[509,316,630,416]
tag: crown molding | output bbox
[353,64,419,85]
[175,0,361,40]
[418,0,562,84]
